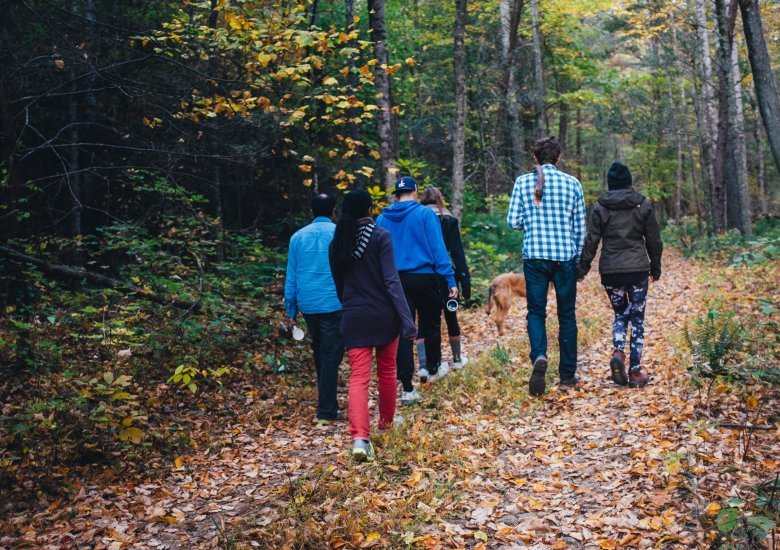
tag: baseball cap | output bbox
[394,176,418,194]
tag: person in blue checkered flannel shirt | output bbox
[506,137,586,397]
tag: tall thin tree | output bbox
[738,0,780,174]
[367,0,399,189]
[530,0,546,138]
[451,0,468,219]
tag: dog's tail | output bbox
[486,283,495,315]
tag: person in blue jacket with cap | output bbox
[376,176,457,406]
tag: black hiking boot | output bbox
[529,355,548,397]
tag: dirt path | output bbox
[12,250,773,548]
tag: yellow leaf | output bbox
[174,457,184,470]
[257,53,276,67]
[298,164,312,172]
[474,531,488,542]
[303,179,313,187]
[366,532,380,542]
[705,502,721,516]
[323,76,339,86]
[405,57,416,67]
[746,395,759,409]
[597,540,617,550]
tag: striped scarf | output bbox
[351,223,375,260]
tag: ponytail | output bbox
[534,164,545,202]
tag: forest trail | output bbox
[10,250,774,548]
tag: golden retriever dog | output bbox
[486,273,527,335]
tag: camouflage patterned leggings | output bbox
[604,278,649,372]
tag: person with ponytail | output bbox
[418,187,471,370]
[507,137,586,397]
[330,190,416,462]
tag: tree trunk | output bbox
[0,245,200,310]
[739,0,780,174]
[693,0,718,229]
[530,0,546,138]
[728,42,751,237]
[451,0,467,220]
[749,91,769,216]
[367,0,399,189]
[575,107,582,181]
[713,0,736,233]
[486,0,524,194]
[213,165,225,262]
[558,95,569,171]
[345,0,363,185]
[68,60,82,237]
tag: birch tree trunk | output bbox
[451,0,467,219]
[693,0,718,226]
[367,0,398,189]
[729,43,751,237]
[530,0,546,138]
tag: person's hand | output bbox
[651,275,659,283]
[448,286,458,298]
[282,317,295,329]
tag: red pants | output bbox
[347,338,398,440]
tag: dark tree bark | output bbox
[738,0,780,175]
[713,0,738,233]
[367,0,398,189]
[344,0,363,185]
[451,0,468,219]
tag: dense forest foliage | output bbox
[1,0,779,538]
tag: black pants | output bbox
[302,311,344,420]
[398,272,443,391]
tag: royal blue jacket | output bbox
[376,201,456,288]
[284,217,342,318]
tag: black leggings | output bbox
[397,272,443,391]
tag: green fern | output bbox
[683,309,745,377]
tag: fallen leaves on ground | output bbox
[1,250,777,548]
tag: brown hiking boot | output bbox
[628,369,649,388]
[610,350,628,386]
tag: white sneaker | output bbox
[418,368,431,384]
[400,388,421,406]
[433,362,449,381]
[452,355,469,369]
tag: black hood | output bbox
[598,189,645,210]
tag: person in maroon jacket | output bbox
[330,190,416,462]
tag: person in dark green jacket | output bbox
[577,162,663,388]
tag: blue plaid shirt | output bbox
[506,164,586,262]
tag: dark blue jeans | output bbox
[523,258,578,381]
[302,311,344,420]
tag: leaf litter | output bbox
[2,249,777,548]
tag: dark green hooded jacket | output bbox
[577,189,663,280]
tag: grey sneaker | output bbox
[529,355,548,397]
[418,367,431,384]
[400,388,421,406]
[352,439,375,463]
[432,362,449,381]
